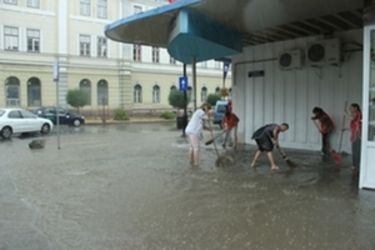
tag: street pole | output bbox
[53,62,61,150]
[192,57,197,110]
[183,64,187,137]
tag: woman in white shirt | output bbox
[185,103,212,166]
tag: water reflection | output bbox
[0,123,374,249]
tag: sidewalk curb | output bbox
[85,119,175,125]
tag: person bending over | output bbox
[311,107,335,156]
[250,123,289,170]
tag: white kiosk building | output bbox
[105,0,375,189]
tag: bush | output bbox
[66,89,89,111]
[206,94,221,106]
[168,90,190,109]
[113,108,129,121]
[160,111,175,120]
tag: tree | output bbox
[206,93,221,107]
[66,89,88,112]
[168,90,190,109]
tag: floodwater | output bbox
[0,123,375,250]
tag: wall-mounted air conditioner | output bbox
[307,38,341,67]
[278,49,304,70]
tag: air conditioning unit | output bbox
[307,38,341,67]
[278,49,304,70]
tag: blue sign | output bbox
[179,76,188,91]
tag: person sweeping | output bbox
[221,105,239,149]
[250,123,289,170]
[185,103,212,167]
[311,107,335,156]
[348,103,362,178]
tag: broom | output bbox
[276,144,297,168]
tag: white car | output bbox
[0,108,53,139]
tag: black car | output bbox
[34,107,85,127]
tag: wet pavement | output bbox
[1,123,375,250]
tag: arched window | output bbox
[187,86,192,101]
[134,84,142,103]
[97,80,108,105]
[5,76,20,106]
[201,86,207,102]
[170,85,177,91]
[79,79,91,105]
[152,85,160,103]
[215,87,221,95]
[27,77,41,107]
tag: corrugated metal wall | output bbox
[232,30,363,152]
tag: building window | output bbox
[97,37,107,57]
[97,80,108,106]
[134,84,142,103]
[80,0,90,16]
[27,0,39,8]
[79,79,91,105]
[152,47,160,63]
[4,0,17,5]
[170,56,176,65]
[133,44,141,62]
[215,87,221,95]
[201,87,207,102]
[170,85,177,91]
[133,5,142,14]
[27,77,41,107]
[4,26,19,51]
[215,61,221,69]
[5,77,20,106]
[97,0,107,19]
[152,85,160,103]
[27,29,40,53]
[79,35,91,56]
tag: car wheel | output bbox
[41,123,51,135]
[1,126,13,139]
[72,119,81,127]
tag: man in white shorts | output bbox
[185,103,212,166]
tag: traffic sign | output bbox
[179,76,188,91]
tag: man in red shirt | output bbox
[311,107,335,156]
[221,105,239,149]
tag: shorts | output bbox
[255,136,274,152]
[187,133,200,150]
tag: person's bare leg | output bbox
[189,148,194,164]
[251,150,262,167]
[193,149,199,166]
[266,152,279,170]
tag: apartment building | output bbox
[0,0,228,113]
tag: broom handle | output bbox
[206,130,227,145]
[338,101,348,152]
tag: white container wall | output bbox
[232,29,363,152]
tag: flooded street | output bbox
[1,123,375,250]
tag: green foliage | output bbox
[66,89,88,111]
[206,94,221,106]
[168,90,190,109]
[160,111,176,120]
[113,108,129,121]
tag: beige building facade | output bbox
[0,0,229,114]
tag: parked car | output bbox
[213,100,228,127]
[0,108,53,139]
[34,107,85,127]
